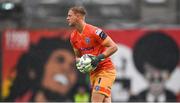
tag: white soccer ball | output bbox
[79,54,92,67]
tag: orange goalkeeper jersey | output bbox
[70,23,114,73]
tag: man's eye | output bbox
[56,56,65,63]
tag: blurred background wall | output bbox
[0,0,179,29]
[0,0,180,102]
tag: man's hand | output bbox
[88,54,105,69]
[76,59,85,73]
[76,54,105,73]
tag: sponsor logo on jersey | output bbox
[80,47,94,51]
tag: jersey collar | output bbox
[77,23,86,35]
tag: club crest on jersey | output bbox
[95,85,100,91]
[85,37,90,44]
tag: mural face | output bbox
[42,49,77,95]
[144,63,169,94]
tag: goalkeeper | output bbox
[67,6,118,102]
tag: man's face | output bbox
[42,49,77,95]
[66,10,79,27]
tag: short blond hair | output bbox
[69,6,87,16]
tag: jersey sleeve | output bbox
[93,28,108,43]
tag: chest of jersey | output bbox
[74,33,98,50]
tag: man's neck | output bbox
[75,21,86,34]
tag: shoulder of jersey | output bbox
[86,24,102,35]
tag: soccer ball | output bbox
[77,54,96,73]
[79,54,92,67]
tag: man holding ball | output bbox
[67,6,118,102]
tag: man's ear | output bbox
[76,13,83,19]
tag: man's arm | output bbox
[72,46,88,73]
[72,47,81,58]
[70,40,81,58]
[94,28,118,58]
[89,35,118,69]
[101,36,118,58]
